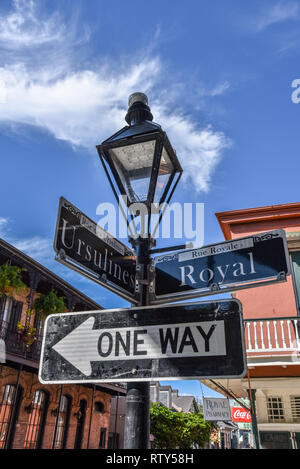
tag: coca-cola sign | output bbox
[231,407,252,423]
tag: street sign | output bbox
[151,229,291,304]
[38,299,246,384]
[54,197,137,303]
[203,398,232,421]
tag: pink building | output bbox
[202,202,300,449]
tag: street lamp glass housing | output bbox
[107,139,156,203]
[96,95,182,208]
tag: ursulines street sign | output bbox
[151,229,291,304]
[38,299,246,384]
[53,197,137,303]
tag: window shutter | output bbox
[291,252,300,311]
[0,295,7,320]
[9,301,23,331]
[33,313,44,337]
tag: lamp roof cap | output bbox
[128,92,148,107]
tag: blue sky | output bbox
[1,0,300,399]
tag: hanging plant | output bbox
[33,289,66,319]
[17,322,37,347]
[17,309,37,347]
[0,261,27,297]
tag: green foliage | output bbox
[150,402,214,449]
[150,403,180,449]
[33,289,66,319]
[17,322,37,346]
[0,261,27,297]
[179,412,213,449]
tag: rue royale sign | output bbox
[152,229,290,304]
[54,197,137,303]
[38,299,246,384]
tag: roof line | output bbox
[0,238,102,309]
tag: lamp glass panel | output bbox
[108,140,156,203]
[153,145,174,203]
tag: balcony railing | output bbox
[244,317,300,355]
[1,316,300,364]
[0,320,43,363]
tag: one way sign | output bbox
[38,300,246,383]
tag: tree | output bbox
[179,412,213,449]
[33,289,66,319]
[150,403,182,449]
[0,261,27,297]
[150,402,214,449]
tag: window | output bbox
[94,401,105,413]
[267,397,285,422]
[0,339,5,364]
[74,399,87,449]
[24,390,48,449]
[53,395,71,449]
[1,297,13,324]
[291,252,300,311]
[260,431,291,449]
[0,297,23,331]
[291,396,300,422]
[99,427,107,448]
[0,385,16,449]
[33,314,44,338]
[108,432,119,449]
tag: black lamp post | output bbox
[96,92,182,449]
[97,93,182,232]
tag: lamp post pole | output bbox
[124,236,151,449]
[247,388,260,449]
[96,92,182,449]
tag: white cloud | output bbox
[253,2,300,32]
[0,217,9,238]
[12,236,53,264]
[0,0,230,193]
[209,81,231,97]
[0,59,161,146]
[0,0,66,47]
[154,106,230,192]
[0,219,98,297]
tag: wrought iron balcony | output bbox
[0,320,43,364]
[2,314,299,368]
[244,316,300,355]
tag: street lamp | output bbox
[96,92,182,220]
[96,92,183,449]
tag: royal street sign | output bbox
[54,197,137,303]
[151,229,290,304]
[38,299,246,384]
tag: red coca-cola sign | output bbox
[231,407,252,423]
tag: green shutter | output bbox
[291,252,300,311]
[9,300,23,331]
[0,295,7,322]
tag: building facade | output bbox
[150,381,199,412]
[231,398,253,449]
[0,238,126,449]
[202,202,300,449]
[108,381,200,449]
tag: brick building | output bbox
[0,238,126,449]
